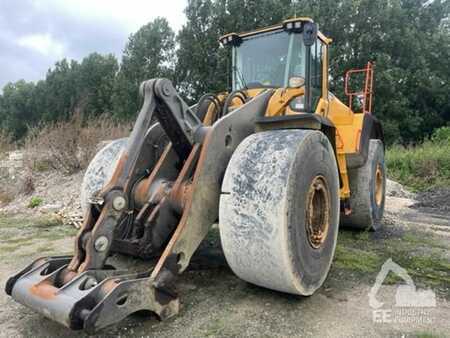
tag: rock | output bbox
[386,179,415,199]
[40,202,63,213]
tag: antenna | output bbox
[293,0,298,17]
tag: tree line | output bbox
[0,0,448,144]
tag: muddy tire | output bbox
[80,138,128,214]
[219,130,340,295]
[341,139,385,231]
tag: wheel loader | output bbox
[5,18,385,332]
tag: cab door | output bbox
[312,39,329,116]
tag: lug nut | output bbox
[94,236,109,252]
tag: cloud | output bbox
[17,34,65,58]
[0,0,186,89]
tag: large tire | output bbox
[80,138,128,214]
[341,139,385,231]
[219,130,340,295]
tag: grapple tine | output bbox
[81,277,179,333]
[5,256,72,295]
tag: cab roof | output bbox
[219,17,332,46]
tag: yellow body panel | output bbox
[266,88,304,117]
[326,95,364,155]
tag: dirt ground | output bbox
[0,192,449,337]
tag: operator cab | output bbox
[220,18,331,113]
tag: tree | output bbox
[290,0,450,143]
[78,53,119,116]
[112,17,175,118]
[0,0,448,144]
[42,58,81,121]
[0,53,119,139]
[175,0,222,100]
[41,53,119,120]
[0,80,38,139]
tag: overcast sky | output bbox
[0,0,187,90]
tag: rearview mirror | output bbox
[303,22,318,46]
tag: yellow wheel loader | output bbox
[5,18,385,332]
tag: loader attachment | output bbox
[6,256,179,331]
[5,78,274,331]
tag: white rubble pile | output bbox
[0,164,415,230]
[0,169,85,228]
[386,179,416,199]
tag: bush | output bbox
[28,196,43,208]
[24,113,131,174]
[386,130,450,191]
[431,126,450,144]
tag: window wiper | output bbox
[233,65,248,90]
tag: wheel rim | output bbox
[375,164,384,207]
[305,175,331,249]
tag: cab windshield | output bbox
[232,30,306,90]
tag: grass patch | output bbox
[334,227,450,297]
[0,214,77,258]
[200,318,228,337]
[0,239,35,254]
[386,127,450,191]
[414,332,445,338]
[33,244,55,253]
[0,214,64,229]
[394,254,450,287]
[28,196,43,208]
[1,235,36,245]
[334,246,382,273]
[402,232,450,250]
[33,216,65,228]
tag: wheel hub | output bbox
[305,175,330,249]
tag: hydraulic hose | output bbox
[222,90,247,117]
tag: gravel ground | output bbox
[0,200,449,338]
[0,174,449,337]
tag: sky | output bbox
[0,0,187,89]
